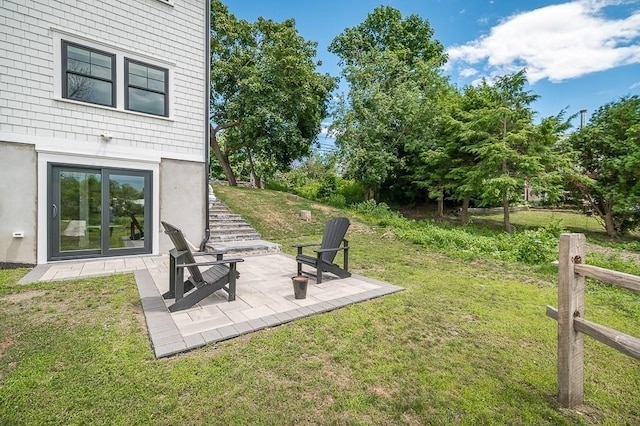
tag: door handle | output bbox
[52,204,58,218]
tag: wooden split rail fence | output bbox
[546,233,640,408]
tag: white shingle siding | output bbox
[0,0,206,160]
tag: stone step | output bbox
[206,239,281,256]
[211,226,257,234]
[209,214,245,220]
[209,232,262,242]
[207,193,280,255]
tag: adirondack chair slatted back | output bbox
[161,221,204,284]
[319,217,350,263]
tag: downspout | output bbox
[199,0,211,252]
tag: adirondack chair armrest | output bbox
[292,242,320,248]
[176,258,244,269]
[293,242,320,255]
[192,248,229,257]
[314,246,346,254]
[192,249,229,261]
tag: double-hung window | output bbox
[62,41,116,107]
[125,59,169,117]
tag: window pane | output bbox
[68,58,90,75]
[67,45,90,62]
[67,75,113,106]
[129,62,148,78]
[91,64,112,79]
[90,51,112,70]
[128,87,165,115]
[147,67,165,83]
[148,78,165,92]
[129,74,147,88]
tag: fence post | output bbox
[557,233,586,407]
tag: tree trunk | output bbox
[503,192,512,233]
[603,208,619,238]
[435,191,444,219]
[246,148,261,189]
[460,197,470,224]
[210,123,239,186]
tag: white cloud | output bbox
[447,0,640,83]
[631,81,640,89]
[460,67,479,77]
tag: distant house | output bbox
[0,0,209,265]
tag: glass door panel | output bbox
[56,169,102,255]
[108,174,146,251]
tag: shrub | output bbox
[337,179,365,205]
[323,194,346,208]
[296,182,321,200]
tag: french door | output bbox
[48,165,152,260]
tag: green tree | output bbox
[210,0,336,186]
[460,70,569,232]
[569,95,640,238]
[329,6,447,200]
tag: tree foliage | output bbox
[329,6,448,200]
[210,0,336,186]
[569,95,640,237]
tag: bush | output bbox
[296,182,321,200]
[325,194,347,208]
[510,228,558,264]
[337,179,365,205]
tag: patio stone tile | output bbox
[179,316,234,336]
[241,293,271,308]
[295,306,315,316]
[273,311,294,323]
[217,324,240,340]
[188,306,225,322]
[247,318,268,330]
[51,270,82,279]
[233,321,254,334]
[242,305,276,320]
[266,299,300,314]
[260,314,281,327]
[225,309,249,323]
[183,333,206,349]
[153,332,184,347]
[155,342,188,358]
[201,328,223,342]
[217,299,251,313]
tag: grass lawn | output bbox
[1,186,639,425]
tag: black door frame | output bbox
[48,163,153,261]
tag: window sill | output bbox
[53,97,174,122]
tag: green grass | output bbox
[0,186,638,424]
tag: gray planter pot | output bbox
[292,275,308,299]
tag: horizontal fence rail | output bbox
[546,233,640,408]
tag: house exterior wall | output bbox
[0,142,37,265]
[159,158,205,253]
[0,0,208,264]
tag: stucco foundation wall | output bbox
[159,158,205,253]
[0,142,37,265]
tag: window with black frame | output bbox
[62,41,116,107]
[125,59,168,116]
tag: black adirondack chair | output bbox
[161,221,243,312]
[294,217,351,284]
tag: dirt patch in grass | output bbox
[1,289,47,302]
[0,331,15,358]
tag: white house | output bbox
[0,0,209,265]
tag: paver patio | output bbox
[20,253,403,358]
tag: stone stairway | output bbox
[206,198,281,256]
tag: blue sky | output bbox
[225,0,640,142]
